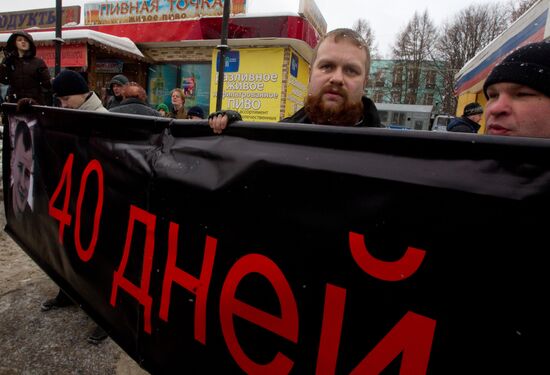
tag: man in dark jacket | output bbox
[109,82,161,116]
[209,28,381,133]
[105,74,129,109]
[447,102,483,133]
[0,31,52,105]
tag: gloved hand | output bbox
[16,97,38,113]
[208,110,242,134]
[1,50,17,66]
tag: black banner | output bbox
[3,103,550,374]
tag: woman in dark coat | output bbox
[0,31,52,104]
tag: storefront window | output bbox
[148,63,211,116]
[147,64,178,107]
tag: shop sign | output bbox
[96,60,124,73]
[210,48,285,123]
[0,6,81,32]
[84,0,246,26]
[216,51,240,73]
[36,44,88,68]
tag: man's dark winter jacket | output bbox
[281,96,382,127]
[210,96,382,128]
[109,98,161,117]
[0,31,52,104]
[447,116,481,133]
[106,74,129,109]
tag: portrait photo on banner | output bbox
[8,115,37,219]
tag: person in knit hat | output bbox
[44,68,110,345]
[156,103,170,117]
[483,40,550,138]
[52,70,107,112]
[187,105,205,119]
[446,102,484,133]
[105,74,129,109]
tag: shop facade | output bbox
[2,2,323,122]
[0,29,148,100]
[142,39,312,122]
[84,14,320,122]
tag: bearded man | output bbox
[208,28,380,133]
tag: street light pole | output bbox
[54,0,63,77]
[215,0,231,111]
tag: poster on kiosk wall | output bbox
[180,64,212,117]
[284,50,310,119]
[148,64,178,107]
[210,48,285,122]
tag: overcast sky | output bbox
[3,0,505,57]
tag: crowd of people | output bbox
[2,26,550,348]
[208,29,550,140]
[0,31,206,122]
[2,28,550,138]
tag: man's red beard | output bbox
[304,88,364,126]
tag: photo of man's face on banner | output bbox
[9,115,37,219]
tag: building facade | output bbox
[366,59,447,112]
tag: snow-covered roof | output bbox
[0,29,144,59]
[232,12,298,18]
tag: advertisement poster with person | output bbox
[180,63,211,118]
[147,64,177,107]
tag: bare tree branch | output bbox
[433,3,508,113]
[352,18,380,58]
[506,0,539,23]
[392,10,438,104]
